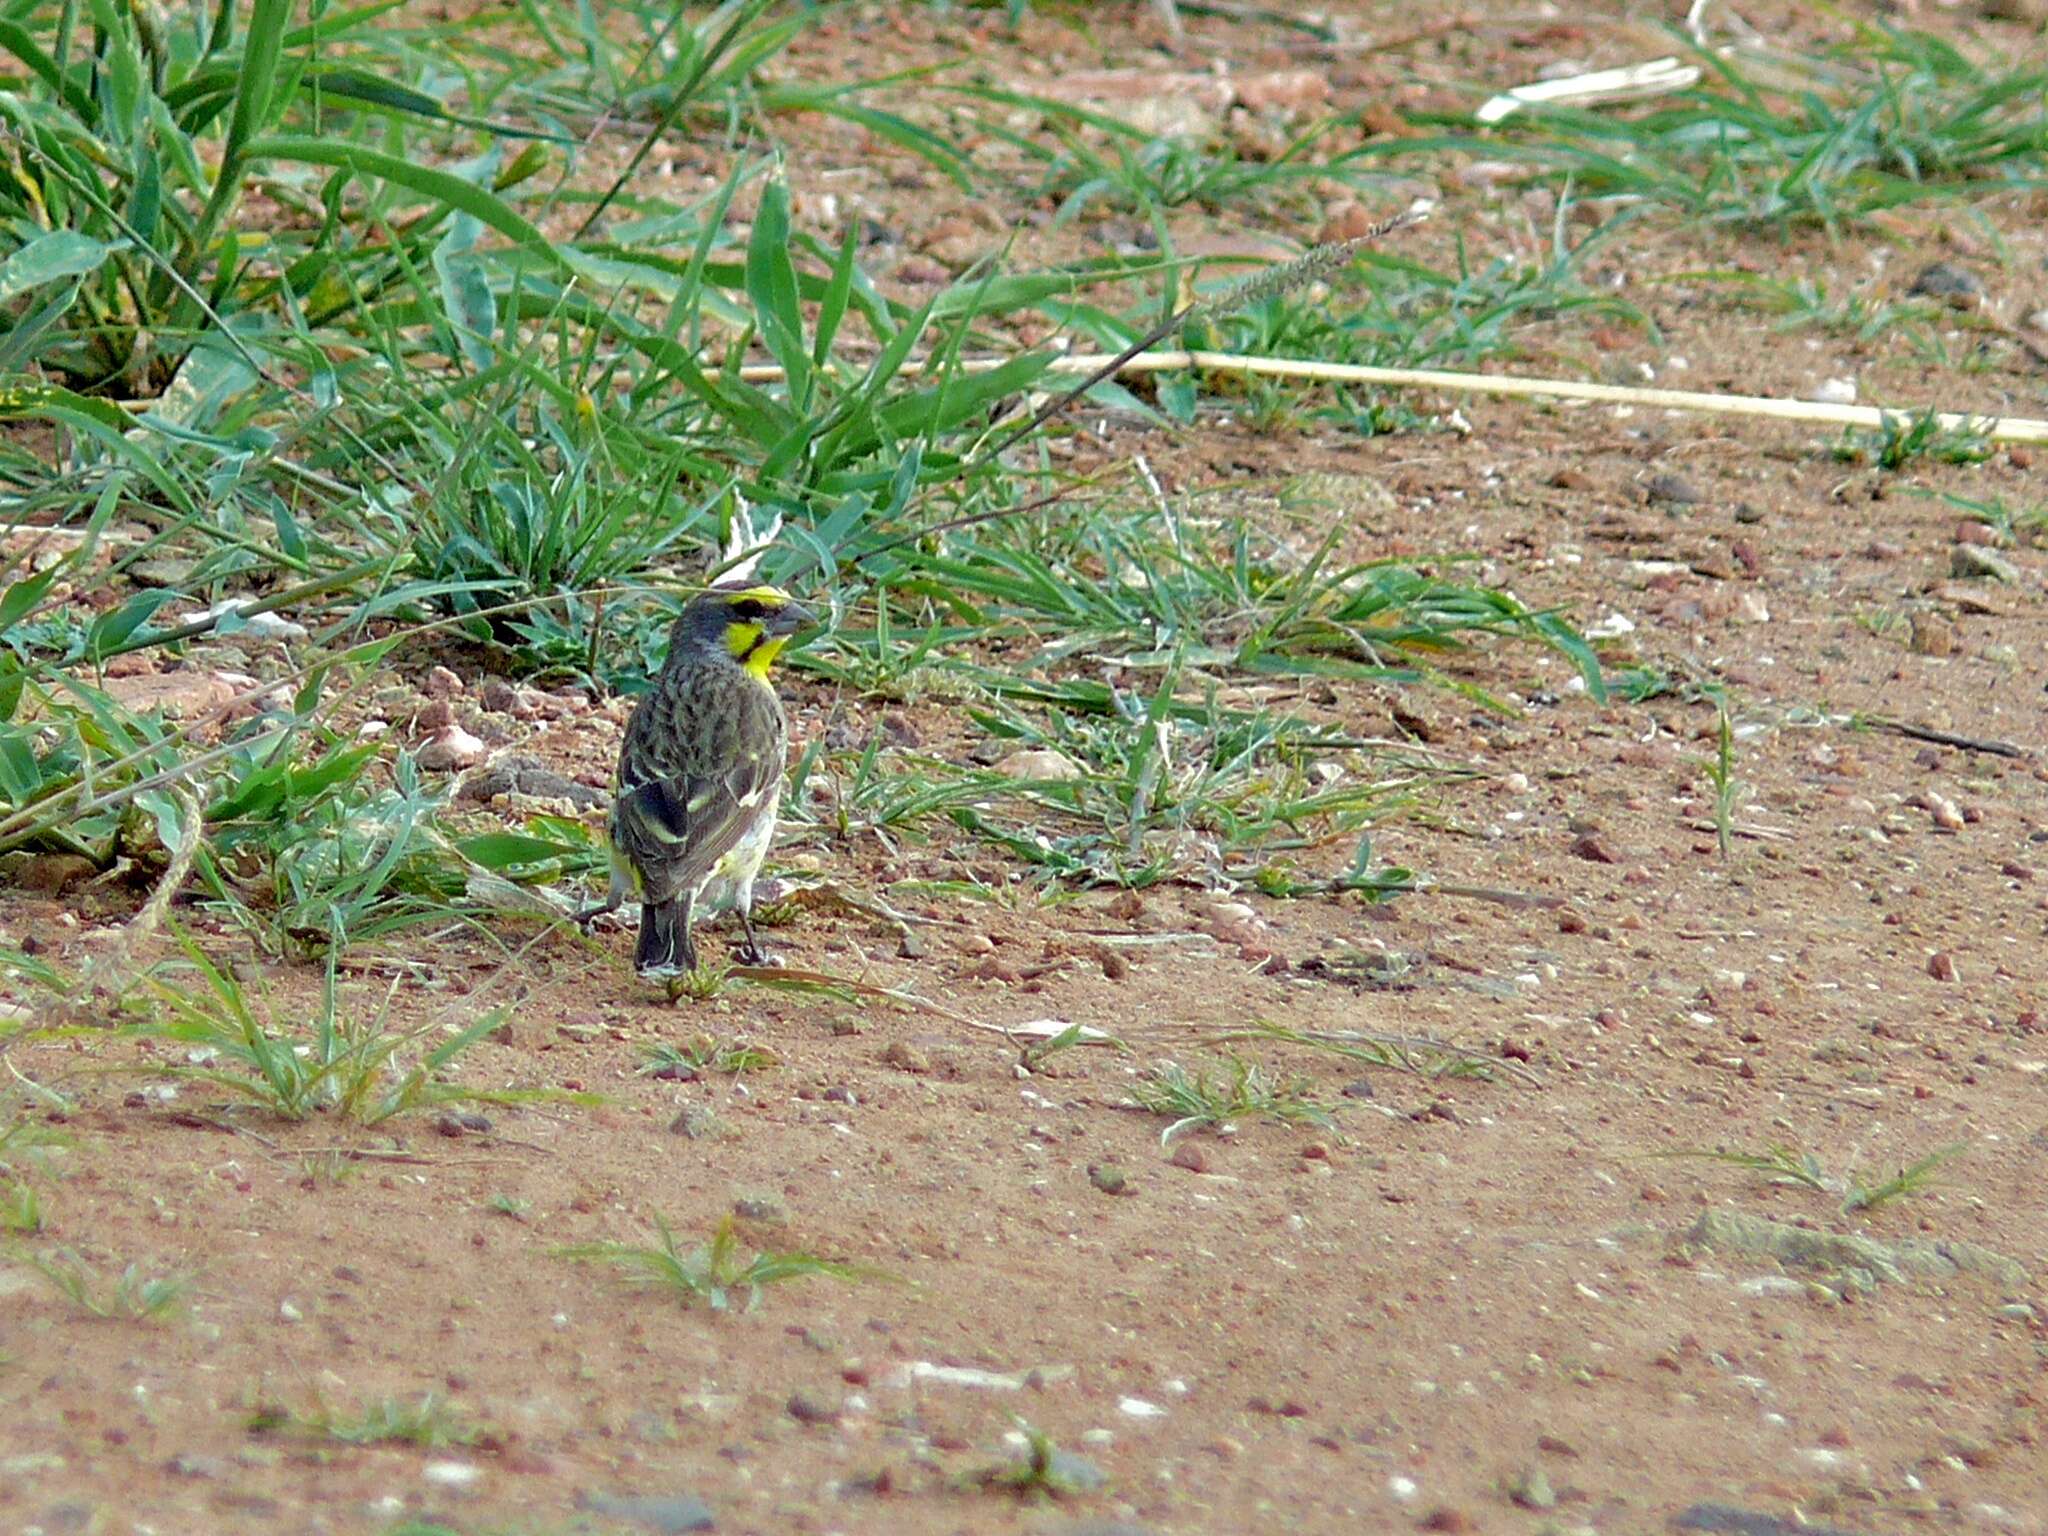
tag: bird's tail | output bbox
[634,897,691,976]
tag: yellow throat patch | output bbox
[722,585,799,678]
[726,626,788,678]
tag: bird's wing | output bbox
[612,713,782,900]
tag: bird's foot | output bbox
[572,898,627,931]
[733,941,781,969]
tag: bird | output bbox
[577,581,813,978]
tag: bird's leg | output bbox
[733,900,777,968]
[573,863,628,929]
[677,888,699,973]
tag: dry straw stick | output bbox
[731,349,2048,445]
[1058,351,2048,446]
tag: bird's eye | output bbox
[731,598,763,621]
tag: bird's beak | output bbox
[765,600,815,637]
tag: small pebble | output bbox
[422,665,465,699]
[1909,261,1984,301]
[417,723,486,771]
[881,1041,930,1073]
[787,1392,839,1425]
[1645,472,1704,506]
[1089,1164,1131,1196]
[1508,1466,1556,1510]
[1952,545,2019,582]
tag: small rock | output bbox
[894,253,949,286]
[732,1195,788,1226]
[1645,472,1704,506]
[1089,1164,1131,1196]
[1909,261,1984,302]
[1507,1466,1556,1510]
[128,556,199,588]
[17,853,99,895]
[199,599,307,640]
[453,755,604,809]
[1733,591,1770,625]
[417,723,486,771]
[1952,545,2020,582]
[1570,832,1620,864]
[994,748,1084,782]
[1734,502,1765,524]
[1909,612,1955,657]
[423,1460,482,1488]
[1808,377,1857,405]
[1319,200,1385,244]
[881,1041,930,1074]
[577,1492,716,1534]
[1675,1504,1869,1536]
[423,665,465,699]
[1234,68,1331,117]
[786,1392,838,1425]
[481,677,519,712]
[166,1454,228,1479]
[1421,1510,1474,1533]
[669,1106,718,1139]
[1039,1450,1110,1493]
[1926,792,1965,831]
[1168,1143,1209,1173]
[1929,951,1959,983]
[1341,1077,1376,1100]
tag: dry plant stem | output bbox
[1086,351,2048,444]
[729,353,2048,445]
[1424,881,1565,910]
[1870,720,2026,758]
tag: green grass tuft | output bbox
[555,1215,867,1313]
[1128,1056,1335,1144]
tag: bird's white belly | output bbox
[691,790,779,915]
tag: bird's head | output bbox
[673,582,815,678]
